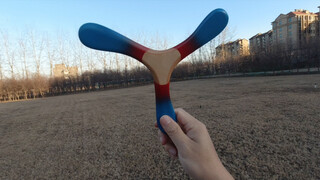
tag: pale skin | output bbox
[155,108,234,180]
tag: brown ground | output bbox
[0,74,319,179]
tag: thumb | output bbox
[160,115,189,148]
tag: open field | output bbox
[0,74,319,179]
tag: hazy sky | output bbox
[0,0,319,47]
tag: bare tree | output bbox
[57,33,71,66]
[0,77,3,101]
[72,40,85,74]
[18,37,29,79]
[115,54,120,73]
[208,39,217,74]
[95,51,108,73]
[33,74,49,98]
[44,34,56,77]
[0,54,3,80]
[17,37,31,99]
[85,49,96,72]
[29,30,44,76]
[216,26,234,46]
[1,31,15,78]
[0,53,3,101]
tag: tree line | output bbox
[215,37,320,74]
[0,28,319,102]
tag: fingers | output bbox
[158,130,168,145]
[164,142,177,158]
[160,115,189,148]
[175,108,208,143]
[156,123,172,146]
[157,130,177,158]
[175,108,203,133]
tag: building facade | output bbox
[53,64,78,78]
[272,9,319,49]
[215,39,249,59]
[249,30,273,54]
[216,7,320,60]
[318,6,320,35]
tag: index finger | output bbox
[175,108,203,134]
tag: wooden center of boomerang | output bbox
[142,48,181,85]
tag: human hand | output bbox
[155,108,233,180]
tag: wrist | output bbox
[200,158,233,180]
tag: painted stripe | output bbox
[173,8,228,60]
[128,41,149,61]
[154,82,170,101]
[174,37,198,59]
[154,82,177,134]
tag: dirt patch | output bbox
[0,74,319,179]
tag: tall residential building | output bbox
[215,39,249,59]
[272,9,319,49]
[53,64,78,78]
[318,6,320,35]
[249,30,273,54]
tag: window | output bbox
[279,27,282,32]
[288,17,292,22]
[289,24,292,29]
[279,20,282,25]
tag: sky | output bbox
[1,0,319,48]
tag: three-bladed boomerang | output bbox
[78,8,228,134]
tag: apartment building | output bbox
[215,39,249,59]
[249,30,273,54]
[272,9,319,49]
[217,7,320,59]
[318,6,320,35]
[53,64,78,78]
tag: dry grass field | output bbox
[0,74,319,179]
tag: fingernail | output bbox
[169,148,176,156]
[161,115,171,125]
[159,136,163,143]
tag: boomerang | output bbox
[78,8,228,133]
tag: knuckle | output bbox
[175,108,184,115]
[175,108,183,112]
[166,123,180,135]
[198,122,206,130]
[175,108,185,120]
